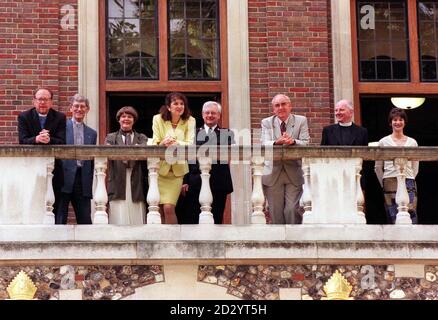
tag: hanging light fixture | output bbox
[391,97,425,110]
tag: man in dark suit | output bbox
[18,88,66,215]
[321,99,368,146]
[179,101,234,224]
[320,99,385,224]
[56,94,97,224]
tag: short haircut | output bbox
[271,94,291,105]
[388,107,408,125]
[34,88,54,99]
[116,106,138,123]
[336,99,354,110]
[70,94,90,108]
[159,92,191,121]
[202,101,222,114]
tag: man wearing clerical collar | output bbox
[320,99,368,146]
[18,88,67,219]
[320,99,386,224]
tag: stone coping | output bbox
[2,145,438,161]
[1,225,438,262]
[0,224,438,242]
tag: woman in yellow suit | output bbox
[152,92,196,224]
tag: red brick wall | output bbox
[248,0,333,144]
[0,0,78,144]
[1,0,333,145]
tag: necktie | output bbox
[280,122,286,135]
[125,133,131,145]
[74,123,84,167]
[208,127,213,135]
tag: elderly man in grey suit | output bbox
[261,94,310,224]
[56,94,97,224]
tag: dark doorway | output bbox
[361,96,438,224]
[107,93,222,137]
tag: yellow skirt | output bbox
[158,171,183,205]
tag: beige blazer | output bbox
[261,114,310,187]
[151,114,196,177]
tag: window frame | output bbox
[99,0,229,142]
[351,0,438,123]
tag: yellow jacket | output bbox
[151,114,196,177]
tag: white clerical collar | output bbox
[204,124,217,132]
[339,122,353,127]
[37,113,47,118]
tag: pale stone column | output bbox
[93,157,109,224]
[251,156,266,224]
[228,0,252,225]
[198,157,214,224]
[395,158,412,224]
[331,0,354,108]
[146,158,161,224]
[78,0,100,137]
[301,158,313,224]
[43,159,56,225]
[355,160,366,223]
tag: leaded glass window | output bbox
[107,0,158,79]
[168,0,220,80]
[418,1,438,81]
[357,1,409,81]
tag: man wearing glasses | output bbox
[18,88,66,218]
[18,88,66,145]
[56,94,97,225]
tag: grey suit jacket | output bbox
[61,119,97,196]
[261,114,310,187]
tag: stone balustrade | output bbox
[0,145,436,226]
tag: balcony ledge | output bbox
[2,225,438,263]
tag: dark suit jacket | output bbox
[184,127,234,194]
[61,119,97,197]
[18,107,66,191]
[18,108,66,145]
[105,131,148,202]
[320,123,368,146]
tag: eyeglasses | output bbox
[72,104,88,110]
[34,98,51,103]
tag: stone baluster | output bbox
[251,156,266,224]
[301,158,313,224]
[355,160,366,224]
[198,156,214,224]
[93,157,109,224]
[43,159,55,225]
[395,158,412,224]
[147,158,161,224]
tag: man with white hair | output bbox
[321,99,368,146]
[261,94,310,224]
[321,99,387,224]
[179,101,234,224]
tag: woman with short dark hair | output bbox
[105,106,148,225]
[375,108,419,224]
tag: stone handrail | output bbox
[1,145,438,161]
[1,145,437,226]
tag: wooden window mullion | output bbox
[158,0,169,83]
[408,0,420,82]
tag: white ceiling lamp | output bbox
[391,97,425,110]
